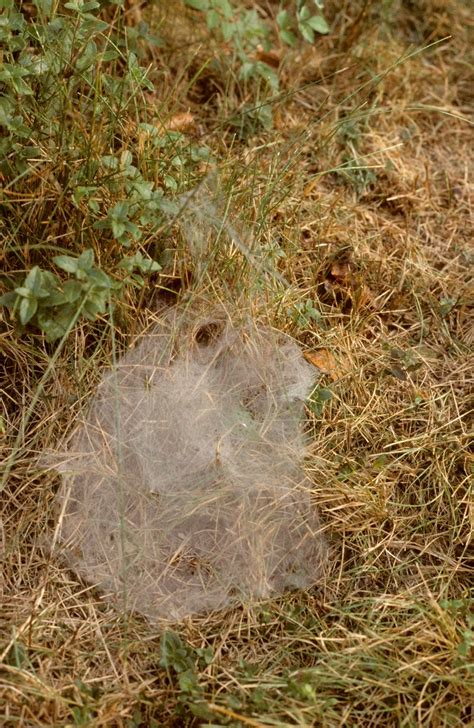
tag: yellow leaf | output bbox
[166,112,195,133]
[304,349,347,381]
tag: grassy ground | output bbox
[1,1,473,725]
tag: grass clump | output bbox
[1,0,473,726]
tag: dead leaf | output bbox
[303,179,318,197]
[255,46,281,68]
[353,283,375,309]
[387,365,407,381]
[304,349,347,381]
[166,112,195,133]
[273,106,284,130]
[330,261,351,284]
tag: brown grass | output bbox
[1,1,473,726]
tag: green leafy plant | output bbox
[185,0,278,91]
[0,250,161,341]
[159,632,214,719]
[0,0,208,340]
[307,383,332,417]
[338,154,378,193]
[277,1,329,46]
[439,296,457,317]
[185,0,330,95]
[289,298,323,328]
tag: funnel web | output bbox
[55,308,327,621]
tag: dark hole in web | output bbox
[194,321,225,346]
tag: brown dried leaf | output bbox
[166,112,195,133]
[330,261,351,284]
[255,46,282,68]
[304,349,348,381]
[387,365,407,381]
[353,283,375,310]
[303,179,319,197]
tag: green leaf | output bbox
[178,669,200,694]
[101,155,119,171]
[12,76,34,96]
[45,289,67,306]
[64,0,100,11]
[37,311,70,341]
[63,280,83,303]
[76,40,97,72]
[440,296,456,317]
[72,186,98,206]
[206,9,220,30]
[189,702,215,720]
[111,200,129,220]
[298,4,311,21]
[119,252,161,274]
[308,385,332,417]
[54,255,79,274]
[159,631,194,674]
[184,0,209,9]
[298,21,314,43]
[86,268,113,288]
[131,179,153,201]
[28,57,49,76]
[196,645,214,666]
[77,248,94,271]
[318,387,333,402]
[221,20,234,42]
[33,0,54,16]
[40,270,60,295]
[0,291,18,308]
[101,49,120,62]
[137,122,159,138]
[307,14,329,34]
[276,9,291,30]
[19,296,37,325]
[112,220,126,239]
[83,289,107,319]
[280,28,297,46]
[126,273,145,288]
[23,266,43,296]
[14,287,33,299]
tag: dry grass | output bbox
[1,1,473,726]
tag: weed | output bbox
[289,297,323,328]
[185,0,329,97]
[0,0,207,339]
